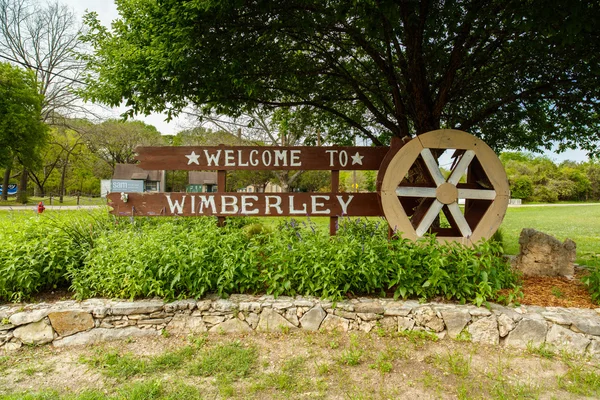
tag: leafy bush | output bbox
[1,212,521,305]
[0,213,88,302]
[582,261,600,304]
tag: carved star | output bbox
[185,151,200,165]
[351,152,364,165]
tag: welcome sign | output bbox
[107,130,510,244]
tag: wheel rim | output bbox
[380,130,509,245]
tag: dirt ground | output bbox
[1,329,599,399]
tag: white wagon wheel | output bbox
[380,129,510,245]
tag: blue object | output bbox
[0,184,17,195]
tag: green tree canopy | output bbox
[81,0,600,155]
[0,62,47,168]
[81,119,164,172]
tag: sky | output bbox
[61,0,590,163]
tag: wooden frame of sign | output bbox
[107,130,509,243]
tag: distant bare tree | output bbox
[0,0,90,201]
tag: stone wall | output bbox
[1,295,599,357]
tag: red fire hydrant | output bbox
[37,201,45,214]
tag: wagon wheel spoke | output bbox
[415,200,444,236]
[457,188,497,200]
[448,150,475,185]
[420,149,446,186]
[396,187,437,197]
[447,202,472,237]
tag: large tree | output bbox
[81,119,164,172]
[0,0,87,122]
[81,0,600,155]
[0,61,47,201]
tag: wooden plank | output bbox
[396,187,436,198]
[415,200,443,236]
[447,150,475,185]
[419,148,446,186]
[107,192,383,217]
[217,170,227,227]
[330,170,340,235]
[446,202,473,237]
[457,188,496,200]
[136,146,390,171]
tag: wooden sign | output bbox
[136,146,389,170]
[107,192,382,217]
[108,130,510,244]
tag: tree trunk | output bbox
[1,165,11,201]
[59,162,68,203]
[17,168,28,204]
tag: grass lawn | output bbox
[0,195,107,206]
[500,205,600,265]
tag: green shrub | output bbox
[1,212,521,305]
[582,263,600,304]
[0,213,86,302]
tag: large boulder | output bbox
[512,229,575,277]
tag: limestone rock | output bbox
[164,299,196,312]
[383,301,413,316]
[9,309,48,326]
[505,318,548,348]
[0,322,14,331]
[357,313,382,322]
[398,317,415,332]
[541,312,572,326]
[213,299,236,312]
[360,321,374,333]
[588,339,600,358]
[294,299,315,308]
[3,340,22,351]
[468,307,492,317]
[273,302,294,310]
[284,308,300,327]
[571,317,600,336]
[246,313,260,329]
[377,317,397,332]
[513,229,575,277]
[468,315,499,345]
[334,310,356,320]
[202,315,226,325]
[546,324,590,355]
[299,306,326,331]
[167,315,207,335]
[413,306,445,332]
[13,320,54,345]
[441,309,471,339]
[354,302,384,314]
[239,302,261,313]
[497,313,516,337]
[0,331,13,345]
[196,300,212,311]
[111,301,164,316]
[256,308,296,332]
[209,318,253,333]
[319,314,350,332]
[53,327,159,347]
[48,311,94,337]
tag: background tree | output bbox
[0,0,89,201]
[0,0,86,122]
[82,119,164,172]
[500,152,594,202]
[0,62,47,202]
[81,0,600,156]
